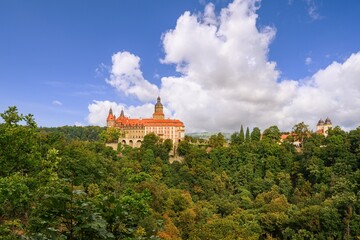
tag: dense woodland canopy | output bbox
[1,106,360,239]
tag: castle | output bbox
[106,97,185,147]
[316,117,332,137]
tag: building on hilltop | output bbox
[106,96,185,147]
[316,117,332,137]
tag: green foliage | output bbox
[245,126,250,142]
[140,133,173,161]
[29,180,114,239]
[99,127,120,143]
[39,125,106,142]
[230,132,240,145]
[177,140,191,156]
[292,121,310,143]
[0,173,31,218]
[208,133,226,147]
[239,125,245,143]
[1,106,360,239]
[251,127,261,141]
[263,125,281,142]
[0,106,40,176]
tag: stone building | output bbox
[316,117,332,137]
[106,97,185,147]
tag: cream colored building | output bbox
[107,97,185,147]
[316,117,332,137]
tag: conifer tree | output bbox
[245,127,250,142]
[239,125,245,143]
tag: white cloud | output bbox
[88,0,360,132]
[74,121,84,127]
[158,0,285,132]
[87,100,173,126]
[106,51,159,102]
[52,100,62,106]
[282,52,360,130]
[305,57,312,65]
[305,0,322,21]
[95,63,109,78]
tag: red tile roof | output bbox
[107,113,115,121]
[115,116,184,127]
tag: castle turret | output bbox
[153,96,165,120]
[325,117,332,125]
[316,117,332,137]
[107,108,116,127]
[317,119,324,126]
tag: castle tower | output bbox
[316,119,324,133]
[153,96,165,120]
[323,117,332,137]
[316,117,332,137]
[106,108,116,127]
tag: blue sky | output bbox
[1,0,360,132]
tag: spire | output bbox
[153,96,164,119]
[325,117,332,125]
[120,109,124,117]
[156,96,163,107]
[106,107,115,125]
[317,119,324,126]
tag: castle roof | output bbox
[115,116,184,127]
[317,119,324,126]
[108,97,184,128]
[155,96,163,108]
[325,117,332,125]
[106,108,115,121]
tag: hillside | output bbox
[1,106,360,239]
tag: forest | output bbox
[0,106,360,239]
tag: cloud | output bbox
[282,52,360,130]
[159,0,285,132]
[52,100,62,106]
[305,57,312,65]
[305,0,322,21]
[87,100,173,126]
[74,121,84,127]
[88,0,360,132]
[106,51,159,102]
[95,63,109,78]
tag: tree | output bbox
[163,139,173,153]
[262,126,281,142]
[292,122,310,144]
[99,127,120,143]
[245,127,250,142]
[239,125,245,143]
[0,106,40,176]
[141,133,161,152]
[40,126,105,142]
[177,141,191,156]
[29,181,114,239]
[251,127,261,142]
[348,126,360,154]
[230,132,240,145]
[0,173,31,218]
[208,133,226,148]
